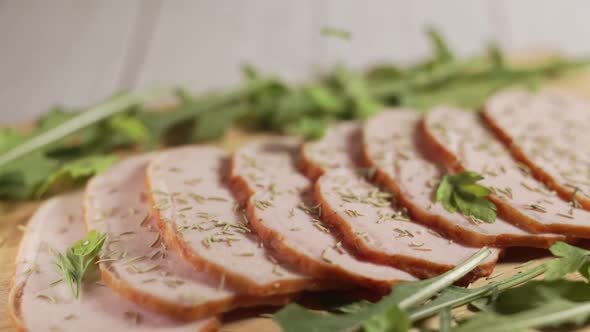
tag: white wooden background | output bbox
[1,0,589,124]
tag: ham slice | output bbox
[302,122,500,279]
[9,191,218,332]
[422,107,590,238]
[146,146,321,296]
[231,139,416,291]
[484,89,590,210]
[301,122,362,180]
[85,155,291,320]
[361,111,565,248]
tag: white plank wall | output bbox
[0,0,143,123]
[1,0,589,124]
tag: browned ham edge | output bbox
[421,107,590,238]
[85,155,292,321]
[483,89,590,211]
[359,110,565,248]
[9,191,219,332]
[230,139,417,292]
[301,122,499,282]
[145,146,324,296]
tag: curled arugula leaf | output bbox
[56,230,106,299]
[545,241,590,282]
[454,280,590,332]
[2,28,588,201]
[436,171,497,223]
[320,27,352,41]
[35,155,118,198]
[273,247,491,332]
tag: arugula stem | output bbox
[439,307,452,332]
[0,88,171,168]
[480,302,590,331]
[398,247,491,310]
[409,264,546,321]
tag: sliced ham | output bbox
[422,106,590,238]
[146,146,321,296]
[9,191,218,332]
[231,139,417,291]
[301,121,362,180]
[302,122,500,279]
[85,155,291,320]
[361,111,565,248]
[484,88,590,210]
[316,169,498,279]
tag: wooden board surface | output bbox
[3,73,590,331]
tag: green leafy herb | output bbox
[35,155,118,197]
[454,280,590,332]
[439,307,452,332]
[436,171,497,222]
[0,89,169,168]
[56,230,106,299]
[273,247,491,332]
[321,27,352,41]
[545,241,590,281]
[408,264,546,321]
[2,28,589,200]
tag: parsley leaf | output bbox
[56,230,106,299]
[436,171,497,222]
[545,241,590,281]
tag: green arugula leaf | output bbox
[439,307,452,332]
[56,230,106,299]
[286,117,327,140]
[545,241,590,281]
[436,171,496,222]
[273,248,491,332]
[363,306,410,332]
[0,89,169,168]
[35,155,118,197]
[305,85,346,113]
[408,265,546,321]
[454,280,590,332]
[192,104,247,142]
[320,27,352,41]
[426,26,454,64]
[2,28,589,201]
[107,113,150,143]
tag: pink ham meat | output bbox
[422,106,590,238]
[484,89,590,210]
[146,146,320,296]
[85,155,291,320]
[316,169,498,280]
[9,191,218,332]
[302,122,500,279]
[301,121,363,180]
[361,111,565,248]
[231,138,416,291]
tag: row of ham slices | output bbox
[10,88,590,331]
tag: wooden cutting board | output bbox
[2,71,590,332]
